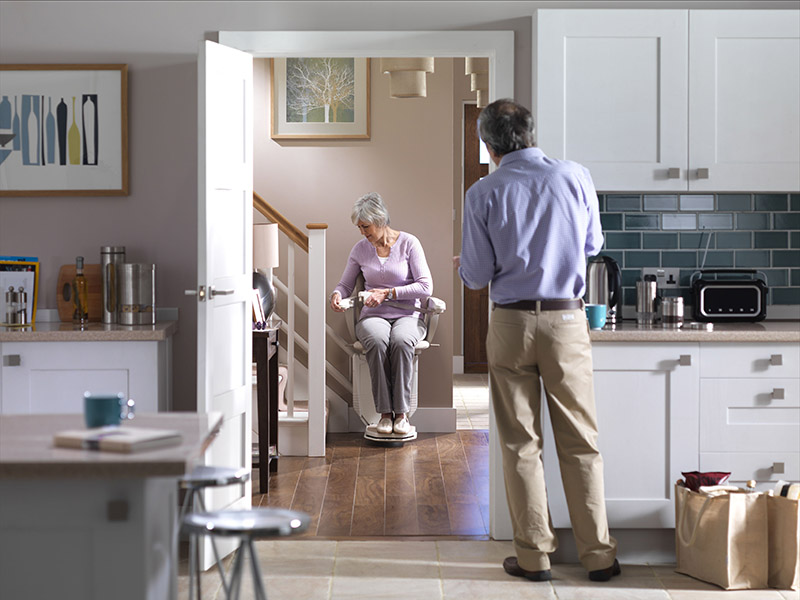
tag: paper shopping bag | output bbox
[767,494,800,590]
[675,483,768,589]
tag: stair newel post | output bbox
[286,243,296,417]
[307,224,327,457]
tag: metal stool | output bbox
[182,508,310,600]
[179,465,250,599]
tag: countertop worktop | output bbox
[0,412,222,479]
[590,319,800,343]
[0,320,177,342]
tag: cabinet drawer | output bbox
[700,379,800,452]
[700,343,799,378]
[700,452,800,484]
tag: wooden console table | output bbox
[252,326,279,493]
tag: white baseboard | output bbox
[453,355,464,374]
[346,406,456,433]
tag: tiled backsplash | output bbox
[598,193,800,306]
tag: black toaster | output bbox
[690,269,768,322]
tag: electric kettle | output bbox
[585,255,622,324]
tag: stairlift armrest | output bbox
[423,296,446,344]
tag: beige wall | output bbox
[254,58,456,408]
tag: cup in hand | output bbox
[585,304,607,330]
[83,392,135,428]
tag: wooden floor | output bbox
[253,431,490,539]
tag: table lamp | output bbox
[253,223,279,325]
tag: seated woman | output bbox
[330,192,433,436]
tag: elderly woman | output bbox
[330,192,433,436]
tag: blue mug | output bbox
[585,304,607,330]
[83,392,135,428]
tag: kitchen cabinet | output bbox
[0,326,174,414]
[536,9,800,192]
[543,343,700,529]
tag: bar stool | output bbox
[182,507,310,600]
[179,465,250,599]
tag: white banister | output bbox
[286,243,296,417]
[307,225,327,457]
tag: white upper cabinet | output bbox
[536,9,800,192]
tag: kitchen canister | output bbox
[662,297,684,328]
[119,263,156,325]
[100,246,126,324]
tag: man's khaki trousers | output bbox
[487,303,617,572]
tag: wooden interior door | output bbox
[463,104,489,374]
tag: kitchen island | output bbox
[0,412,222,600]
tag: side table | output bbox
[252,325,279,493]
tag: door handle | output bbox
[772,388,785,400]
[3,355,21,367]
[667,167,680,179]
[678,354,692,366]
[209,287,234,298]
[696,168,710,179]
[184,286,206,301]
[770,354,783,366]
[772,462,785,474]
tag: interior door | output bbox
[195,40,253,567]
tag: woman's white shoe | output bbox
[376,417,394,434]
[393,415,411,435]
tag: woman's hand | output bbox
[452,255,461,269]
[364,288,391,308]
[330,291,345,312]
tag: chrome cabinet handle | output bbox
[667,167,680,179]
[184,286,206,301]
[696,168,709,179]
[770,354,783,366]
[209,287,234,298]
[772,388,785,400]
[2,355,21,367]
[773,462,785,474]
[679,354,692,366]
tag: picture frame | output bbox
[0,64,128,196]
[271,57,370,140]
[0,258,39,326]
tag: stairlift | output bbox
[339,276,446,443]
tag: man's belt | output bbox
[494,299,583,311]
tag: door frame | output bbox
[218,29,515,540]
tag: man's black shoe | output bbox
[588,558,621,582]
[502,556,552,581]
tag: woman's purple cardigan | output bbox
[333,231,433,320]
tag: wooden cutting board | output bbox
[56,264,102,322]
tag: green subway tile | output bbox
[625,214,659,230]
[735,250,770,268]
[625,251,660,268]
[680,233,708,249]
[606,232,641,249]
[643,233,678,249]
[775,213,800,230]
[701,251,734,268]
[600,213,623,231]
[662,252,697,268]
[754,232,788,248]
[597,195,605,212]
[715,232,751,249]
[663,214,696,230]
[718,194,751,211]
[792,269,800,286]
[736,213,770,230]
[792,232,800,248]
[755,194,788,211]
[791,194,800,211]
[621,269,642,287]
[699,214,733,230]
[623,288,637,306]
[644,195,678,211]
[762,269,788,287]
[606,195,641,212]
[601,250,624,265]
[771,287,800,305]
[773,250,800,268]
[679,270,697,287]
[680,195,714,211]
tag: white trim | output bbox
[453,355,464,374]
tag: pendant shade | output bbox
[465,57,490,108]
[380,58,435,98]
[253,222,279,271]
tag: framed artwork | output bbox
[0,64,128,196]
[271,57,370,140]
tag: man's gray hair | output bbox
[351,192,390,227]
[478,99,535,157]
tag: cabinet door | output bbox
[537,10,688,191]
[544,344,699,528]
[689,10,800,191]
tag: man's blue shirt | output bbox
[459,147,603,303]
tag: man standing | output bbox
[457,99,619,582]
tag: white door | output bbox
[195,40,253,567]
[689,10,800,192]
[536,10,688,191]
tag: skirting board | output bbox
[550,528,676,566]
[345,406,457,433]
[453,355,464,374]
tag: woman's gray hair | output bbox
[478,99,535,156]
[351,192,390,227]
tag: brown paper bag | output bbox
[767,494,800,590]
[675,484,768,589]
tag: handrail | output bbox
[253,191,309,253]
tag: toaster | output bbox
[690,269,768,322]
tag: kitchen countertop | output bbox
[0,412,222,479]
[0,320,177,342]
[590,319,800,343]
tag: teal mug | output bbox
[83,392,135,428]
[585,303,607,330]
